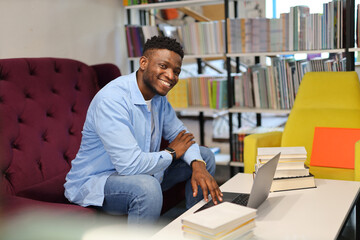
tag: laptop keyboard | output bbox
[232,193,250,206]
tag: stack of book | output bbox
[181,202,256,240]
[256,147,316,192]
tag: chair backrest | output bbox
[281,71,360,166]
[0,58,120,201]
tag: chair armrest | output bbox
[355,140,360,181]
[243,131,283,173]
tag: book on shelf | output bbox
[126,23,223,57]
[231,127,284,163]
[226,0,346,53]
[167,78,188,108]
[233,53,346,110]
[181,202,256,240]
[169,76,228,110]
[270,173,316,192]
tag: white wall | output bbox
[0,0,128,73]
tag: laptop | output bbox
[195,152,280,212]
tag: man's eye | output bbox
[159,64,166,69]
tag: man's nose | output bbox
[165,69,175,80]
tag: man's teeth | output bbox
[161,80,170,87]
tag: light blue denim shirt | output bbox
[64,72,202,207]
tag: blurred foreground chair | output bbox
[243,71,360,181]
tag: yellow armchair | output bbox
[243,71,360,181]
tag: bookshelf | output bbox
[226,49,346,58]
[225,0,356,172]
[123,0,357,172]
[124,0,228,147]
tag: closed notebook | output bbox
[181,202,256,235]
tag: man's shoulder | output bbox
[99,74,134,98]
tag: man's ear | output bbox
[139,56,148,71]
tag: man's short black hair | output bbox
[143,36,184,59]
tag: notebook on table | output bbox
[195,153,280,213]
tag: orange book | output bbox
[310,127,360,169]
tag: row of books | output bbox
[125,20,226,57]
[125,25,159,57]
[231,127,284,163]
[227,1,344,53]
[167,76,228,109]
[180,21,225,55]
[234,53,346,110]
[256,147,316,192]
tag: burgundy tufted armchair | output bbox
[0,57,185,218]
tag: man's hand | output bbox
[191,161,223,205]
[167,130,195,159]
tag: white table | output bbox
[151,173,360,240]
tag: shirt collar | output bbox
[130,71,161,105]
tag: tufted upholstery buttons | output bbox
[12,143,19,150]
[24,92,32,99]
[37,161,42,171]
[71,105,76,113]
[0,58,120,210]
[41,131,48,142]
[68,128,74,135]
[0,66,8,80]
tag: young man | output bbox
[64,36,223,224]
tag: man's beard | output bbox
[143,75,166,97]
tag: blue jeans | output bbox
[102,146,216,224]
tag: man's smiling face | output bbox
[138,48,182,100]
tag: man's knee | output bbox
[199,146,216,176]
[129,175,163,216]
[134,175,163,201]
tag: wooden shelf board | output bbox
[229,161,244,167]
[184,54,225,59]
[215,153,230,166]
[226,48,345,57]
[229,107,291,114]
[124,0,223,10]
[349,48,360,52]
[174,106,227,114]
